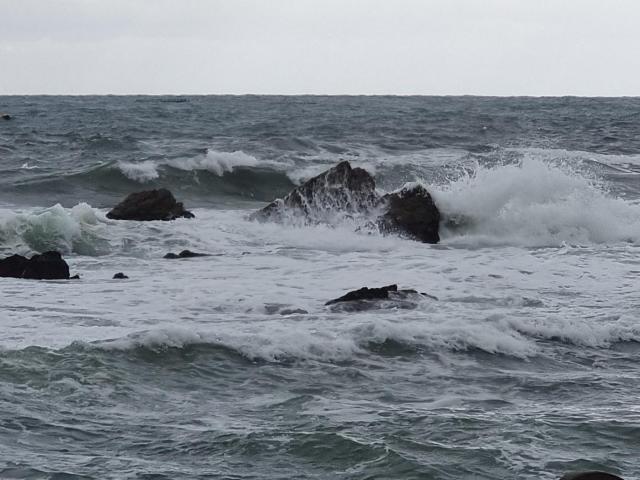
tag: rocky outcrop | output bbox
[325,284,436,311]
[378,184,440,243]
[250,161,378,223]
[560,472,624,480]
[0,251,70,280]
[107,189,194,221]
[163,250,210,259]
[250,161,441,243]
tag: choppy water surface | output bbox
[0,96,639,479]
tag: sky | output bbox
[1,0,639,96]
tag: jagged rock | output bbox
[164,250,210,259]
[1,113,11,120]
[250,161,378,223]
[106,189,194,221]
[250,161,441,243]
[560,472,624,480]
[113,272,129,279]
[0,251,70,280]
[326,284,435,312]
[378,184,440,243]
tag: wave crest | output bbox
[432,158,640,246]
[0,203,109,256]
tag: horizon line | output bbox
[2,93,640,98]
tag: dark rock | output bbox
[250,161,441,243]
[326,284,400,305]
[0,252,70,280]
[113,272,129,279]
[264,303,309,315]
[70,274,81,279]
[1,114,11,121]
[279,308,309,315]
[22,251,70,280]
[326,284,435,312]
[250,161,378,223]
[106,189,194,221]
[560,472,624,480]
[0,254,29,278]
[164,250,210,259]
[378,184,440,243]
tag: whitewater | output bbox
[0,95,639,479]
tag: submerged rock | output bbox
[250,161,441,243]
[1,113,11,121]
[107,189,194,221]
[250,160,378,223]
[560,472,624,480]
[326,284,435,312]
[113,272,129,279]
[378,184,440,243]
[0,251,70,280]
[163,250,210,259]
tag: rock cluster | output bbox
[251,161,440,243]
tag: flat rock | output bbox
[0,251,70,280]
[326,284,435,312]
[107,188,194,221]
[561,472,624,480]
[164,250,210,259]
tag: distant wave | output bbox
[117,149,265,181]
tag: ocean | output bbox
[0,95,639,479]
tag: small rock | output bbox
[560,472,623,480]
[113,272,129,279]
[70,274,81,279]
[163,250,210,259]
[1,113,11,121]
[326,284,435,311]
[107,189,194,221]
[279,308,309,315]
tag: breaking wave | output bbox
[0,203,110,256]
[432,158,640,247]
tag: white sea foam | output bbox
[116,149,271,181]
[168,149,260,176]
[0,203,109,256]
[431,158,640,246]
[117,160,160,182]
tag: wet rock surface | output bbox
[251,161,378,223]
[0,251,70,280]
[560,472,624,480]
[107,189,194,221]
[251,161,441,243]
[325,284,436,312]
[163,250,210,259]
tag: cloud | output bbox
[1,0,639,95]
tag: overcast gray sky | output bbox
[1,0,639,95]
